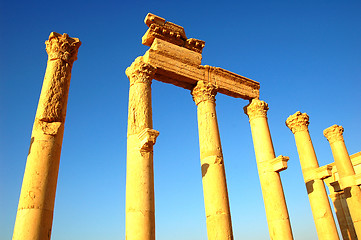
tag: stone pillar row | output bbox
[13,32,81,240]
[17,33,361,240]
[286,111,361,240]
[286,112,339,240]
[324,125,361,238]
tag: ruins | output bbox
[12,13,361,240]
[124,13,292,240]
[12,32,81,240]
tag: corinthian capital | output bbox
[191,81,217,105]
[324,125,344,144]
[286,111,310,134]
[126,57,157,86]
[244,99,269,121]
[45,32,81,64]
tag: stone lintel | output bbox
[143,38,260,100]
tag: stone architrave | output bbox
[244,99,293,240]
[125,56,159,240]
[141,13,260,100]
[191,81,233,240]
[286,112,339,240]
[324,125,361,238]
[12,32,81,240]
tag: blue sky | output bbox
[1,1,361,239]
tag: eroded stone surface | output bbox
[13,32,80,240]
[141,13,260,100]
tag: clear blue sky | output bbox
[1,1,360,239]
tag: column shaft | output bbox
[13,32,81,240]
[286,112,339,240]
[192,81,233,240]
[125,57,158,240]
[324,125,361,238]
[245,99,293,240]
[330,192,358,240]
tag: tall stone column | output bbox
[191,81,233,240]
[125,57,159,240]
[324,125,361,238]
[244,99,293,240]
[12,32,81,240]
[286,112,339,240]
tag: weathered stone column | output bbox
[244,99,293,240]
[191,81,233,240]
[12,32,81,240]
[324,125,361,238]
[286,112,339,240]
[125,57,159,240]
[329,192,358,240]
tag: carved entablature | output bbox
[286,111,310,134]
[142,13,205,53]
[45,32,81,64]
[191,81,217,105]
[126,57,157,86]
[244,99,269,121]
[324,125,344,144]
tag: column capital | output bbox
[285,111,310,134]
[244,99,269,121]
[191,81,217,105]
[45,32,81,64]
[324,125,344,144]
[126,57,157,86]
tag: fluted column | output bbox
[286,112,339,240]
[125,57,159,240]
[12,32,81,240]
[244,99,293,240]
[324,125,361,238]
[191,81,233,240]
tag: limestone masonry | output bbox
[12,13,361,240]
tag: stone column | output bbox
[191,81,233,240]
[244,99,293,240]
[324,125,361,238]
[125,57,159,240]
[286,112,339,240]
[12,32,81,240]
[329,192,358,240]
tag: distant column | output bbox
[329,191,357,240]
[191,81,234,240]
[244,99,293,240]
[125,57,159,240]
[12,32,81,240]
[286,112,339,240]
[324,125,361,238]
